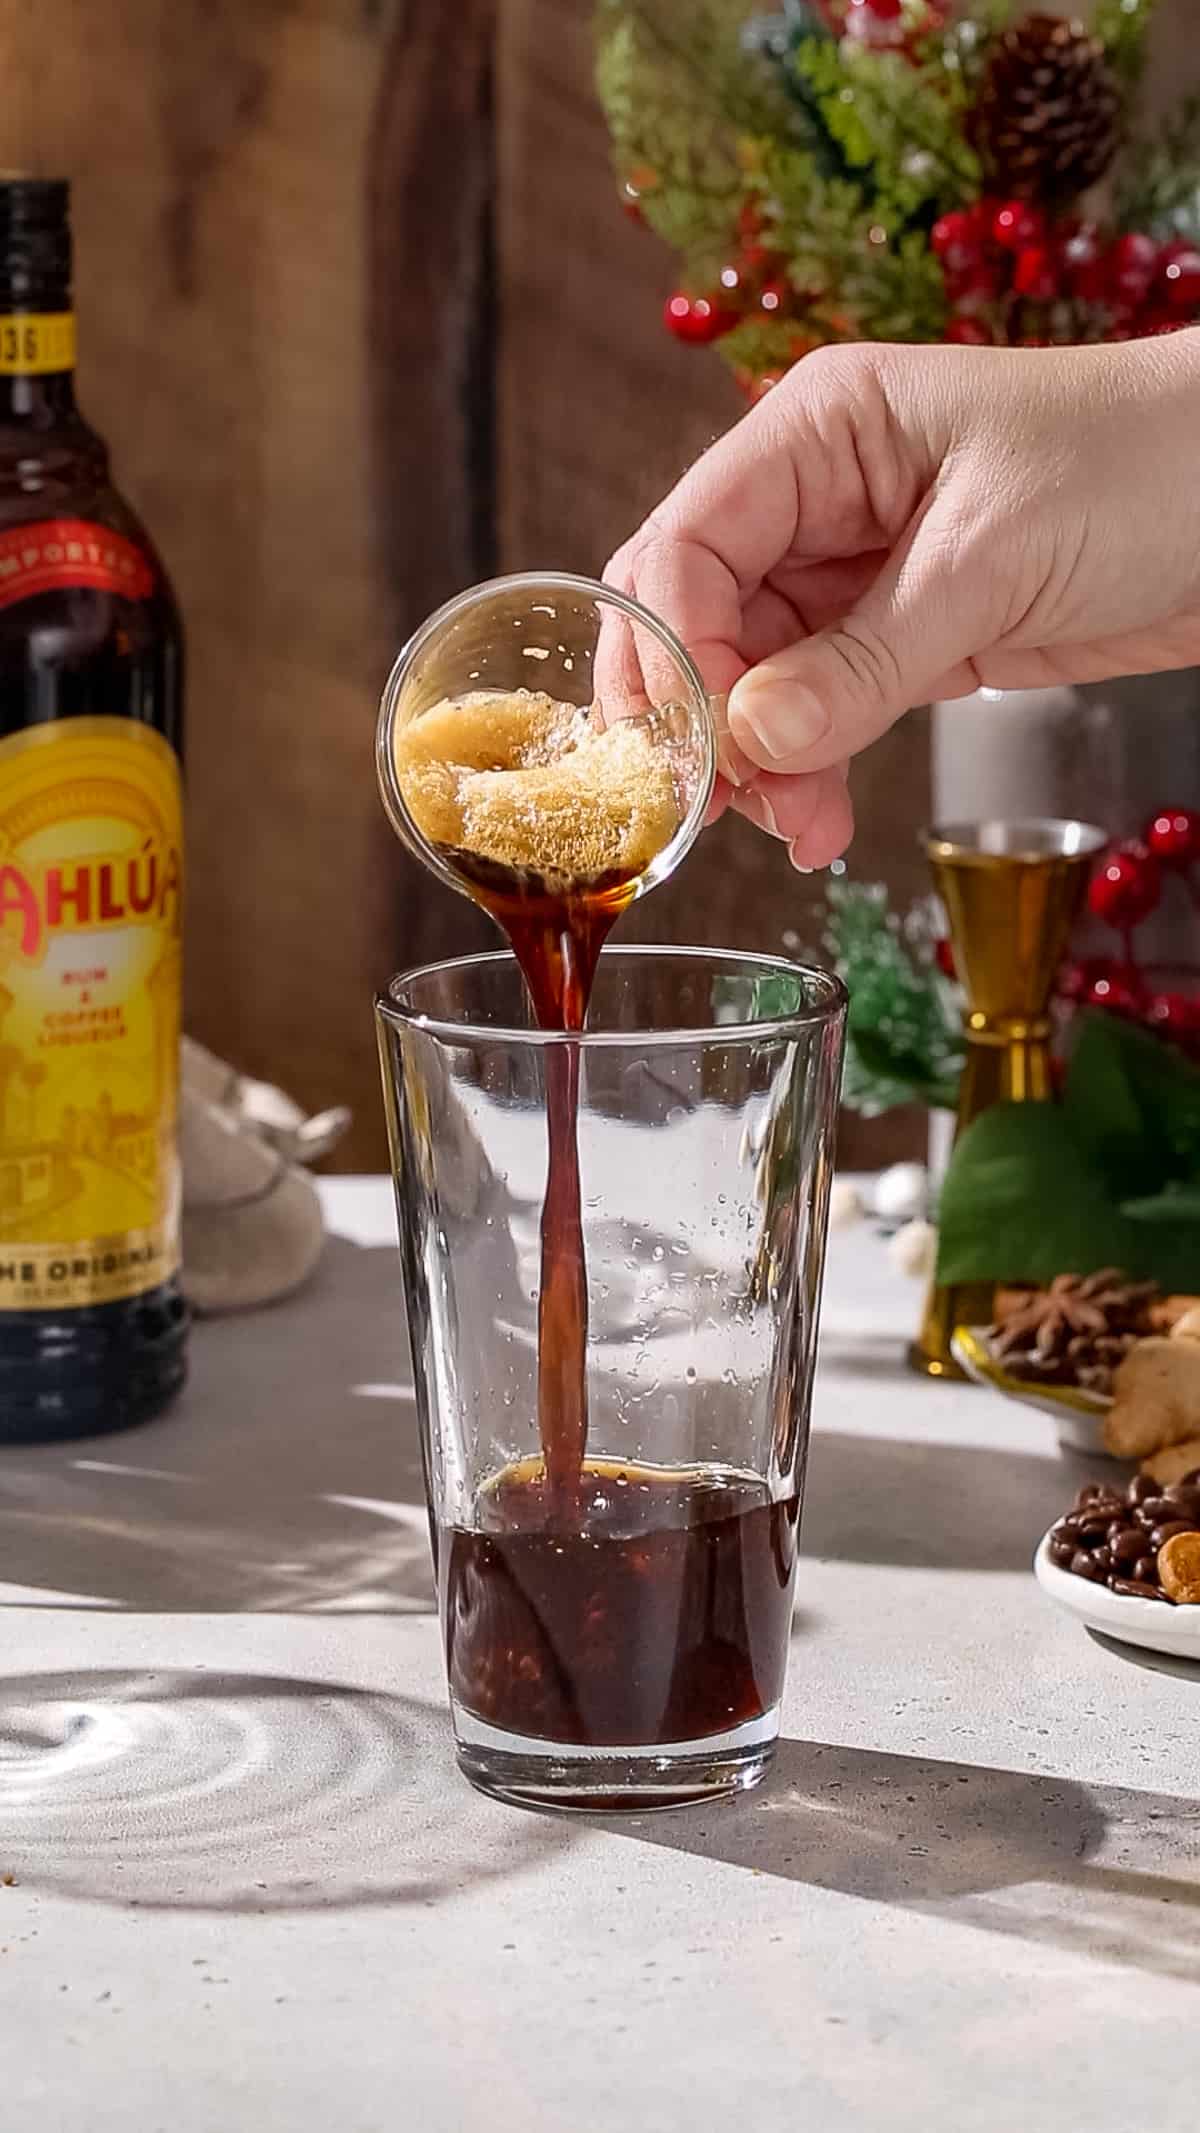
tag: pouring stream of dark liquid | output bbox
[440,850,641,1518]
[436,847,800,1760]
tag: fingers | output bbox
[733,764,854,870]
[603,349,911,704]
[727,498,985,775]
[710,692,756,788]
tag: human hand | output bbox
[605,331,1200,868]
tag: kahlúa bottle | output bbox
[0,177,185,1439]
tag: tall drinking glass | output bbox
[378,947,846,1809]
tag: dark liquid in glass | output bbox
[442,1461,799,1748]
[441,844,798,1754]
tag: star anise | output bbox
[987,1271,1159,1393]
[992,1275,1106,1360]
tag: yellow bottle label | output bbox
[0,717,182,1310]
[0,313,76,376]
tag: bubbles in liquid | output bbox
[393,689,681,878]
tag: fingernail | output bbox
[716,736,753,788]
[741,789,785,840]
[731,679,830,763]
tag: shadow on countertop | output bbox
[0,1667,571,1912]
[0,1234,1083,1609]
[617,1733,1200,1984]
[0,1238,436,1616]
[800,1428,1086,1575]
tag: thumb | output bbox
[727,523,980,776]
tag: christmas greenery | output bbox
[823,879,964,1115]
[937,1012,1200,1290]
[596,0,1200,390]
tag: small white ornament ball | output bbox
[873,1161,929,1224]
[828,1178,866,1229]
[887,1219,938,1281]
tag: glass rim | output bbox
[375,570,717,905]
[376,943,848,1050]
[924,816,1108,863]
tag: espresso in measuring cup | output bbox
[392,686,685,881]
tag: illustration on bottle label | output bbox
[0,717,182,1310]
[0,517,155,611]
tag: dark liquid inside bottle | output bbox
[0,179,186,1440]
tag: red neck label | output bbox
[0,518,155,610]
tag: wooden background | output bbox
[0,0,1187,1168]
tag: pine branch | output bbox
[823,880,964,1117]
[755,145,950,340]
[595,9,746,256]
[795,37,980,218]
[1115,90,1200,238]
[599,0,788,142]
[917,0,1014,102]
[1093,0,1161,91]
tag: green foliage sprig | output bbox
[597,0,1200,387]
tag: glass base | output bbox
[452,1704,779,1812]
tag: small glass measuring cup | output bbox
[375,570,716,902]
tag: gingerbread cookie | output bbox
[1157,1531,1200,1605]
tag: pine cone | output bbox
[972,12,1124,204]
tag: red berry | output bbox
[945,257,1001,305]
[932,210,984,274]
[664,292,738,344]
[1063,956,1139,1003]
[1088,843,1163,931]
[935,938,956,979]
[844,0,904,36]
[738,200,764,243]
[944,316,993,345]
[738,242,775,280]
[1145,991,1200,1040]
[1013,245,1060,302]
[1084,971,1142,1019]
[1146,807,1200,867]
[1162,247,1200,314]
[1063,226,1107,305]
[993,200,1044,251]
[1057,958,1091,1003]
[1108,232,1158,306]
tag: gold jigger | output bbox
[909,817,1108,1380]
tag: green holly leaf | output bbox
[936,1102,1134,1286]
[936,1079,1200,1292]
[1121,1182,1200,1225]
[1066,1010,1200,1194]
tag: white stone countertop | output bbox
[2,1179,1197,2131]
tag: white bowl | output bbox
[1034,1534,1200,1660]
[952,1326,1114,1458]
